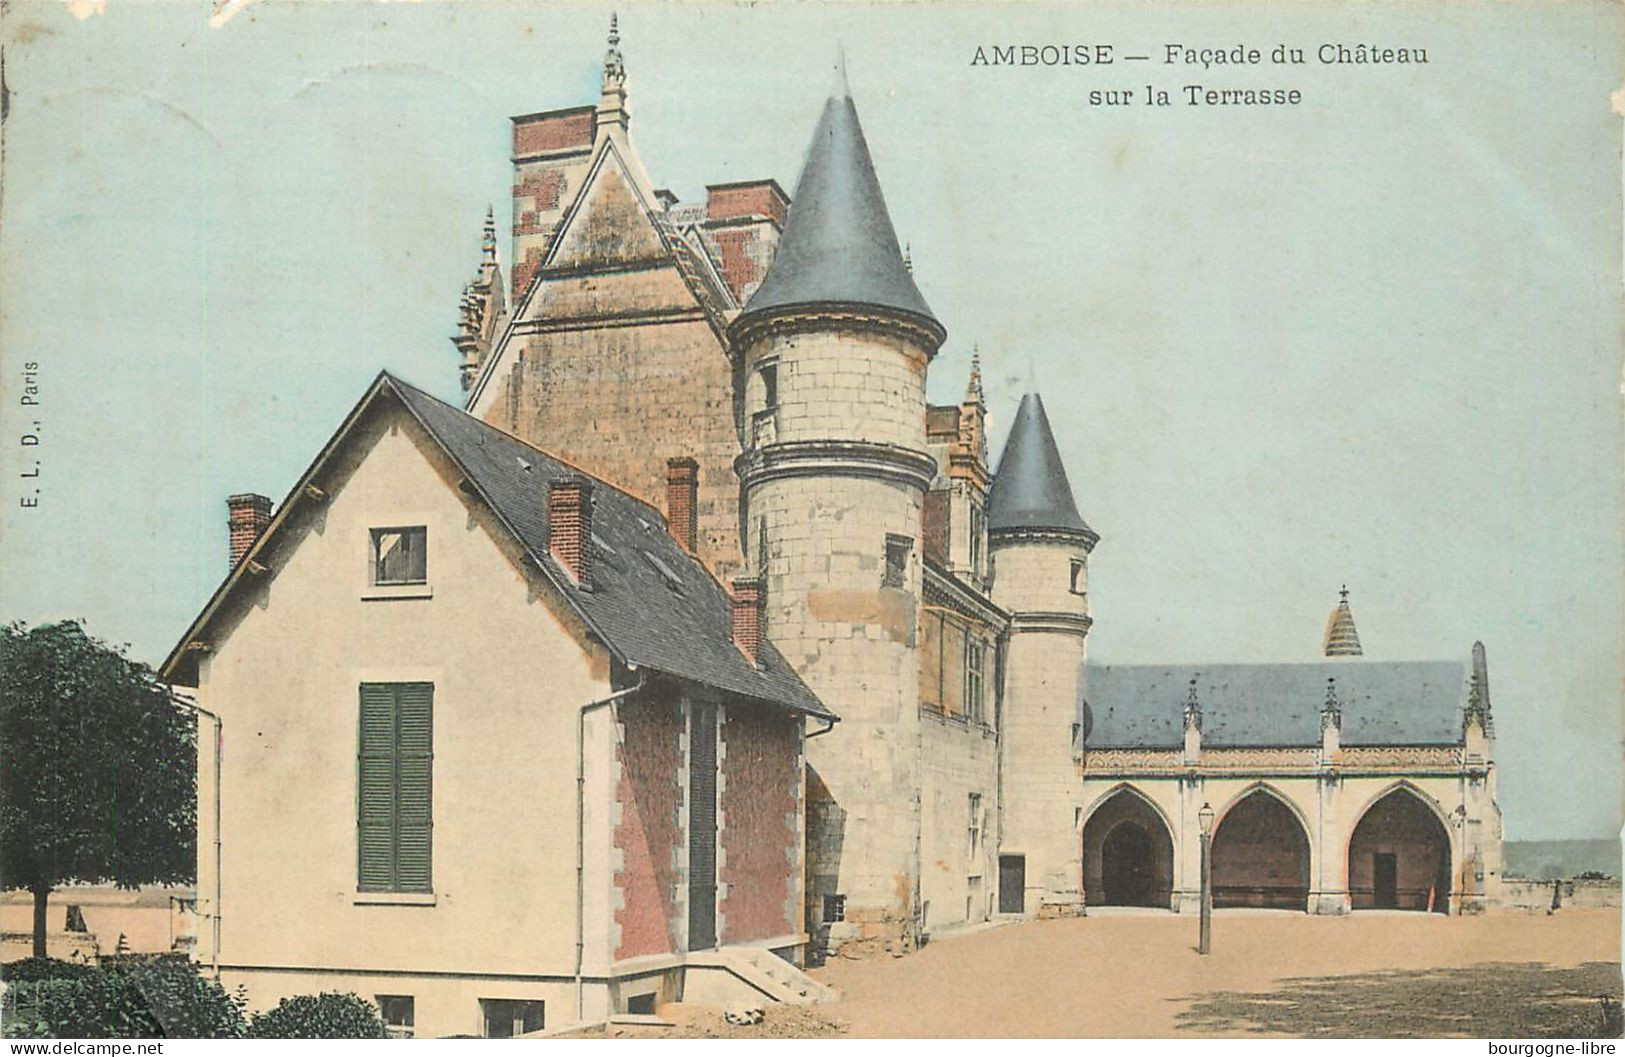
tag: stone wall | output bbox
[919,715,999,931]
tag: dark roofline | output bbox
[510,103,598,124]
[163,372,833,719]
[705,178,790,201]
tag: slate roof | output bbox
[1081,661,1468,749]
[740,69,941,333]
[389,377,831,718]
[986,392,1095,538]
[164,373,832,721]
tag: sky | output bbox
[1,0,1620,840]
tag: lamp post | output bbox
[1198,801,1215,956]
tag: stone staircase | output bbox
[685,946,839,1005]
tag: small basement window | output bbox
[377,995,415,1039]
[372,527,427,585]
[626,993,657,1016]
[822,893,846,924]
[882,534,913,589]
[481,998,544,1038]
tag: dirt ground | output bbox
[590,908,1621,1038]
[813,908,1623,1038]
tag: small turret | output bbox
[1322,585,1363,657]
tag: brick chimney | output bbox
[666,457,698,552]
[227,493,273,569]
[548,477,594,587]
[730,576,763,666]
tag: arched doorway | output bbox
[1211,789,1311,910]
[1081,788,1175,908]
[1348,787,1452,913]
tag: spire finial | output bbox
[902,241,912,275]
[1183,678,1202,732]
[481,205,497,263]
[966,346,984,406]
[1323,585,1364,657]
[603,12,625,88]
[834,44,850,98]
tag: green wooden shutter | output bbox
[358,684,398,890]
[394,683,434,892]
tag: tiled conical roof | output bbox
[740,63,941,335]
[1323,586,1364,657]
[987,392,1094,539]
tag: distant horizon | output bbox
[0,2,1619,841]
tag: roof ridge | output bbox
[382,372,670,525]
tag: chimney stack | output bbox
[730,576,763,666]
[666,457,698,552]
[548,477,594,586]
[227,493,273,569]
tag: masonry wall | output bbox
[918,716,999,931]
[718,707,801,945]
[475,155,744,581]
[614,693,685,960]
[190,406,610,1036]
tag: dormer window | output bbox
[372,527,427,585]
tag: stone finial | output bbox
[1466,640,1494,737]
[603,13,625,88]
[964,348,985,408]
[1321,676,1342,730]
[1182,678,1202,733]
[481,205,497,265]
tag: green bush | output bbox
[0,960,246,1039]
[0,958,99,983]
[248,993,388,1039]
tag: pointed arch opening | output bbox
[1348,785,1452,913]
[1211,787,1311,910]
[1081,787,1176,908]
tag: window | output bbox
[372,527,427,585]
[1069,558,1087,596]
[883,534,913,589]
[358,683,434,893]
[969,502,985,576]
[822,893,846,924]
[625,993,657,1016]
[377,995,415,1039]
[968,793,983,860]
[480,998,544,1038]
[965,638,985,724]
[760,363,779,410]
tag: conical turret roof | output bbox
[987,392,1094,539]
[741,64,941,335]
[1322,586,1364,657]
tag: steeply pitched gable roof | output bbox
[740,72,940,334]
[1081,661,1468,749]
[163,372,832,721]
[986,392,1094,540]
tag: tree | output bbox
[1,621,195,957]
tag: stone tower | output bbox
[730,64,946,950]
[986,391,1096,916]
